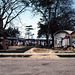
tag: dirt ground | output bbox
[25,48,59,59]
[1,46,75,58]
[0,58,75,75]
[8,46,26,50]
[53,48,75,53]
[0,46,26,51]
[0,46,75,75]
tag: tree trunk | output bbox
[46,33,49,47]
[47,8,51,48]
[0,15,4,37]
[0,15,7,50]
[51,33,54,48]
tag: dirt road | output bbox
[0,58,75,75]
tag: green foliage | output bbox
[31,0,54,8]
[30,0,75,47]
[0,0,29,37]
[4,27,20,37]
[31,0,75,38]
[38,23,48,38]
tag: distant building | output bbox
[54,30,75,49]
[71,31,75,48]
[6,37,19,46]
[6,37,52,47]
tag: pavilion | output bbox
[54,30,75,49]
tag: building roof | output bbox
[64,30,73,34]
[71,31,75,34]
[54,30,73,36]
[6,37,18,40]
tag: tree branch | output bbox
[4,7,26,29]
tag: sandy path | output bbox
[25,48,59,59]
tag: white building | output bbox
[54,30,75,49]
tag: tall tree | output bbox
[30,0,75,47]
[30,0,54,47]
[0,0,29,37]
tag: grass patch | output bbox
[0,55,31,57]
[0,46,32,53]
[58,55,75,58]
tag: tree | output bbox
[0,0,29,37]
[25,25,34,39]
[38,22,51,46]
[30,0,54,47]
[52,0,75,30]
[4,27,20,37]
[30,0,75,47]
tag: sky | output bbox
[14,9,41,39]
[72,0,75,8]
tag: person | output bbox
[2,39,7,50]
